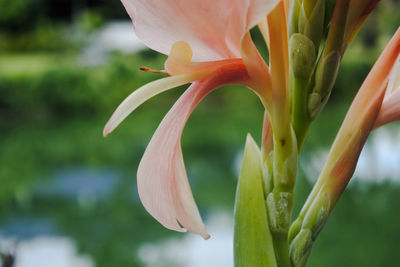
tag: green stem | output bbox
[264,125,298,267]
[291,77,311,150]
[273,233,292,267]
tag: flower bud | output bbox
[298,0,326,50]
[290,229,312,267]
[308,50,341,118]
[290,33,316,79]
[289,0,301,35]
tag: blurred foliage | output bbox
[0,1,399,267]
[0,0,43,31]
[76,10,105,34]
[0,24,77,52]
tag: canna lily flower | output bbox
[103,0,281,239]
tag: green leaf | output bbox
[234,134,277,267]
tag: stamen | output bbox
[140,67,170,76]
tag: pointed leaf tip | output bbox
[245,133,260,156]
[234,133,277,267]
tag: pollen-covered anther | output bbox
[139,67,170,76]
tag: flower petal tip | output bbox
[103,123,113,137]
[202,233,211,240]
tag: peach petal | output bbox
[385,55,400,96]
[137,63,248,238]
[120,0,279,61]
[374,40,400,128]
[137,81,214,239]
[103,72,211,137]
[375,87,400,128]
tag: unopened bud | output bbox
[290,33,316,79]
[302,191,331,239]
[289,0,302,35]
[298,0,326,50]
[307,93,322,119]
[303,0,319,18]
[289,217,303,243]
[290,229,313,267]
[308,51,341,118]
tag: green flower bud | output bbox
[303,0,318,18]
[289,0,302,35]
[290,229,312,267]
[308,50,341,118]
[288,192,331,267]
[307,93,322,119]
[301,191,331,239]
[290,33,316,79]
[288,217,303,243]
[298,0,326,50]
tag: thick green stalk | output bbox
[291,77,311,149]
[265,120,298,267]
[272,233,292,267]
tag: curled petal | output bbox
[374,43,400,128]
[375,88,400,128]
[121,0,279,61]
[103,72,211,136]
[137,82,212,239]
[137,63,248,238]
[385,54,400,96]
[247,0,283,29]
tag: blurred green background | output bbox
[0,1,399,266]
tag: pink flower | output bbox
[104,0,280,239]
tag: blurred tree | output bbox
[0,0,43,32]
